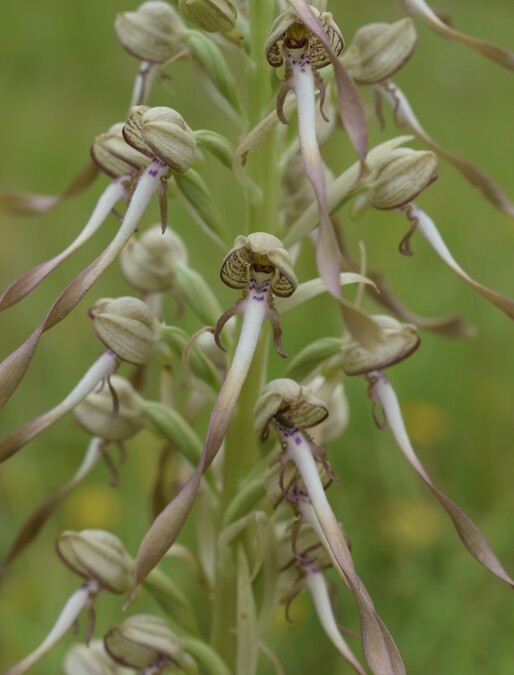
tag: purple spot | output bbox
[149,169,158,177]
[295,436,302,445]
[253,295,265,302]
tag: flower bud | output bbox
[220,232,297,297]
[91,123,151,178]
[120,225,188,293]
[362,148,438,210]
[123,106,197,173]
[114,1,185,63]
[56,530,134,594]
[341,315,420,376]
[179,0,237,33]
[63,640,131,675]
[104,614,187,670]
[265,7,344,70]
[73,375,145,441]
[90,297,162,365]
[255,378,329,441]
[342,18,417,84]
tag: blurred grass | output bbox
[1,1,514,673]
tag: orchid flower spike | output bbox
[132,233,297,591]
[255,378,405,675]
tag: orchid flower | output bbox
[255,378,405,675]
[265,3,383,349]
[132,232,298,589]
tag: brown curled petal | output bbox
[315,71,330,123]
[254,390,284,441]
[267,249,298,297]
[214,300,244,352]
[266,305,287,358]
[276,79,294,125]
[219,236,253,289]
[371,372,514,589]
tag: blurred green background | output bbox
[1,1,514,673]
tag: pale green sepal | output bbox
[275,273,376,314]
[182,29,244,116]
[143,567,200,636]
[285,337,343,382]
[194,130,235,169]
[174,170,231,245]
[142,401,202,465]
[221,477,266,528]
[171,262,224,327]
[161,325,221,392]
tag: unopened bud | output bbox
[180,0,237,33]
[63,640,130,675]
[123,106,197,173]
[73,375,145,441]
[341,315,420,376]
[362,148,438,210]
[114,1,185,63]
[342,18,417,84]
[91,123,151,178]
[255,378,329,441]
[104,614,189,670]
[220,233,297,297]
[90,296,162,365]
[56,530,134,594]
[120,225,188,293]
